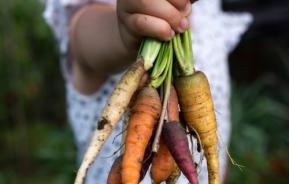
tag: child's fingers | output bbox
[123,0,188,33]
[125,13,174,41]
[167,0,189,12]
[168,0,192,17]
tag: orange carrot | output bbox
[107,147,152,184]
[121,86,161,184]
[150,86,180,184]
[167,86,180,122]
[150,138,175,184]
[165,163,181,184]
[175,71,220,184]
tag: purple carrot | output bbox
[163,121,198,184]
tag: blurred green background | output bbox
[0,0,75,183]
[0,0,288,184]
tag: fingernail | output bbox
[180,18,188,31]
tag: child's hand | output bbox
[117,0,192,49]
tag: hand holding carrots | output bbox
[75,1,221,183]
[117,0,192,49]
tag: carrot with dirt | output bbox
[74,60,145,184]
[150,86,179,184]
[121,86,161,184]
[74,38,162,184]
[173,30,220,184]
[175,71,220,184]
[163,121,198,184]
[165,163,181,184]
[150,138,175,184]
[107,144,153,184]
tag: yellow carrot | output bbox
[175,71,220,184]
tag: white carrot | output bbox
[74,60,145,184]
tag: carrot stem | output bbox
[152,45,173,152]
[173,30,194,76]
[183,30,194,71]
[139,38,162,70]
[173,35,186,74]
[151,43,170,79]
[150,42,172,88]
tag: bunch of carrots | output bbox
[74,14,220,184]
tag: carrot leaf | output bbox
[139,38,162,71]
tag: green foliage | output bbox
[0,123,75,184]
[228,45,289,184]
[0,0,76,183]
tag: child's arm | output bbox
[69,0,192,94]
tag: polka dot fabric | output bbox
[44,0,252,183]
[66,74,124,184]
